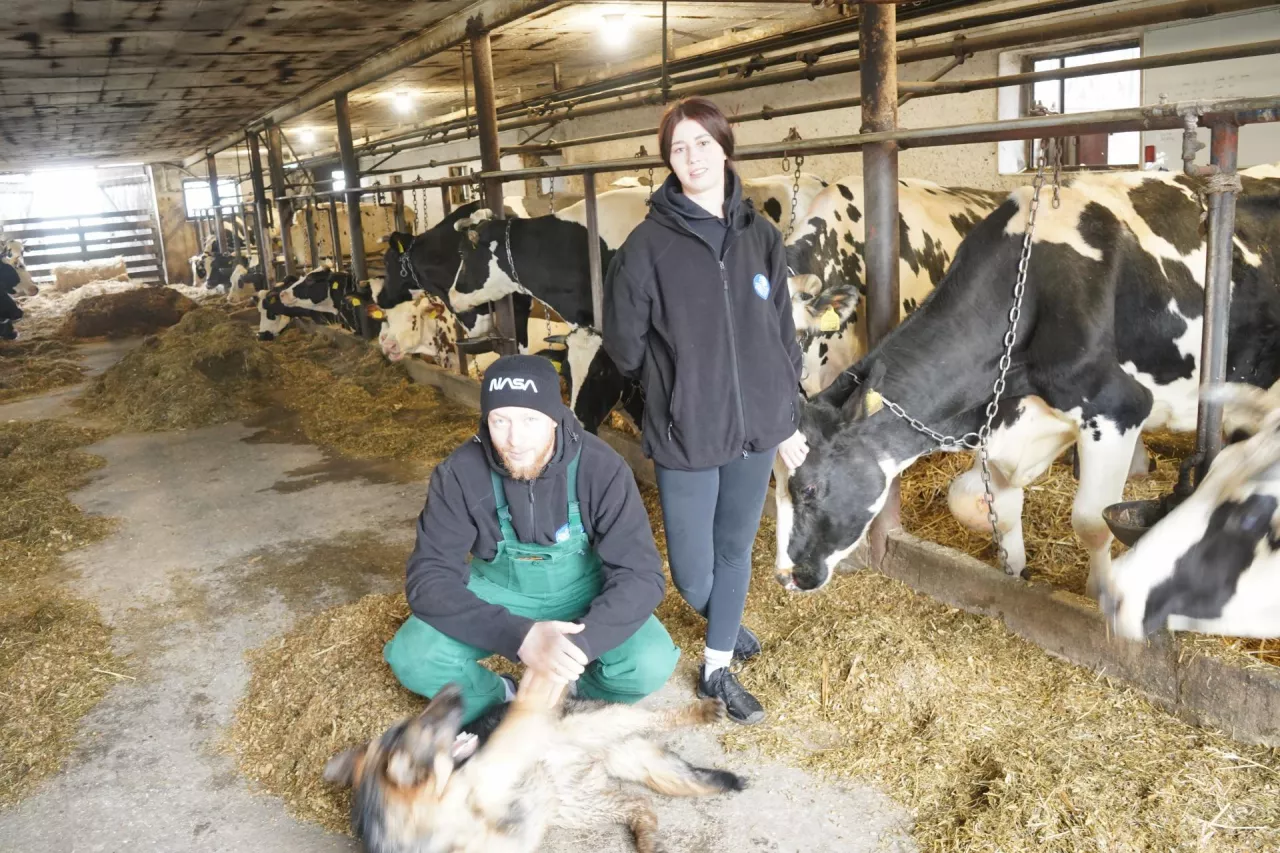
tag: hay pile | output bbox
[0,420,122,807]
[50,258,128,292]
[268,330,476,471]
[57,286,197,340]
[16,280,214,340]
[77,308,274,430]
[0,338,84,403]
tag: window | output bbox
[1023,42,1142,169]
[183,179,241,220]
[447,165,476,207]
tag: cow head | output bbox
[323,684,473,853]
[1103,383,1280,640]
[378,292,455,363]
[780,363,904,592]
[379,231,419,306]
[449,210,527,313]
[255,274,302,340]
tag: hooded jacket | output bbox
[603,168,803,471]
[404,409,665,663]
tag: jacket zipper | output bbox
[667,217,750,457]
[718,258,749,458]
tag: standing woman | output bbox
[602,97,810,724]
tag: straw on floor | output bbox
[0,420,123,808]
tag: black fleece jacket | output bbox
[603,168,804,471]
[404,410,665,663]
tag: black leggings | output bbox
[654,448,776,653]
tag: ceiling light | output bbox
[393,92,413,114]
[299,129,316,145]
[600,14,630,49]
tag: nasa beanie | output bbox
[480,355,566,421]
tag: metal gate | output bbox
[3,209,164,284]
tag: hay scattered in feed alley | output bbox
[0,420,124,808]
[0,338,84,403]
[76,308,275,431]
[229,473,1280,853]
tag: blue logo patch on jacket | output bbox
[752,274,770,299]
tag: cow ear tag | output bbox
[819,307,840,333]
[864,389,884,417]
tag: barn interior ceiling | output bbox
[0,0,987,173]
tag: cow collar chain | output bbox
[503,218,522,288]
[881,144,1058,572]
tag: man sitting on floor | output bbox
[384,354,680,725]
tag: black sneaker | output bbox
[732,624,762,663]
[698,667,765,725]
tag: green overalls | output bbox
[384,449,680,725]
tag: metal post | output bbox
[194,210,206,254]
[440,184,453,216]
[336,92,369,285]
[1195,121,1240,479]
[661,1,670,103]
[266,125,297,277]
[861,1,902,569]
[247,131,274,282]
[391,174,408,233]
[304,203,319,269]
[229,199,242,257]
[584,172,604,330]
[470,23,519,357]
[206,153,227,255]
[327,197,343,270]
[236,202,248,260]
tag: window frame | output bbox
[181,178,242,222]
[1018,38,1143,173]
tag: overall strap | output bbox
[566,447,584,531]
[489,470,519,542]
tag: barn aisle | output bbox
[0,340,914,853]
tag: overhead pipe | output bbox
[287,0,1275,173]
[277,95,1280,203]
[183,0,558,167]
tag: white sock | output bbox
[703,648,732,678]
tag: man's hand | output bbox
[515,668,568,711]
[778,429,810,472]
[518,621,587,683]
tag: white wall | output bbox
[1142,8,1280,170]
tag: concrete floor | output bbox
[0,340,915,853]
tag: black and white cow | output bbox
[444,178,823,433]
[0,259,23,340]
[786,177,1007,396]
[1103,380,1280,640]
[256,267,360,340]
[777,164,1280,595]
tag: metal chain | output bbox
[504,219,521,287]
[647,166,655,199]
[882,144,1055,572]
[785,154,805,240]
[414,175,425,229]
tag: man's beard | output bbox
[499,440,556,481]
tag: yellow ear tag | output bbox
[371,310,384,320]
[819,307,841,333]
[865,389,884,416]
[551,360,562,374]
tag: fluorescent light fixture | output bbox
[393,92,413,114]
[601,13,630,49]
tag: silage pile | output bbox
[0,338,84,403]
[0,420,123,807]
[76,308,275,430]
[17,280,214,340]
[57,286,198,340]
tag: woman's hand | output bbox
[778,430,810,471]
